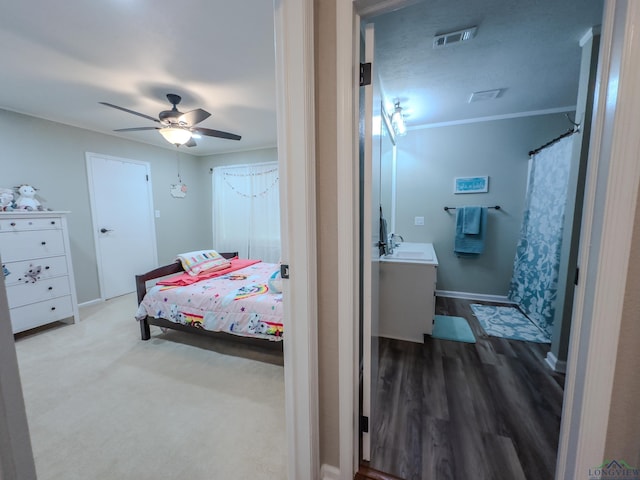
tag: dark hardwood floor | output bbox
[367,297,565,480]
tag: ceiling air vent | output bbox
[433,26,478,48]
[469,89,503,103]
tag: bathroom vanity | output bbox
[378,242,438,343]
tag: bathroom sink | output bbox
[383,244,435,262]
[393,251,427,259]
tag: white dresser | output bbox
[0,212,79,333]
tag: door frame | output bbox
[336,1,640,479]
[336,3,361,478]
[273,0,320,478]
[86,152,158,301]
[0,268,37,478]
[360,22,379,462]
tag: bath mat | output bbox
[470,304,550,343]
[431,315,476,343]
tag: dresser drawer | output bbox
[10,295,74,333]
[0,229,65,261]
[0,216,62,232]
[6,276,71,309]
[3,256,68,286]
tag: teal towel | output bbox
[454,207,487,256]
[462,205,482,234]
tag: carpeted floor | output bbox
[14,293,286,480]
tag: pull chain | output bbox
[176,148,182,184]
[170,147,188,198]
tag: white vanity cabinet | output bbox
[0,212,79,333]
[378,242,438,343]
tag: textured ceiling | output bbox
[367,0,604,129]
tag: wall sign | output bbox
[454,176,489,194]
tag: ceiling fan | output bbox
[99,93,241,147]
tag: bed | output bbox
[135,251,284,351]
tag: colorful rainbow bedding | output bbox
[135,261,284,341]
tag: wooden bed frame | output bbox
[135,252,283,352]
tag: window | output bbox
[212,162,280,263]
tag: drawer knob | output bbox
[41,241,47,245]
[48,286,53,291]
[50,307,56,311]
[10,222,15,227]
[45,266,50,270]
[50,221,56,225]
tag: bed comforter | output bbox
[135,261,283,341]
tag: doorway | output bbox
[355,0,604,478]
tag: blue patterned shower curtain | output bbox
[508,135,573,340]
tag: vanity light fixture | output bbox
[159,127,192,146]
[390,102,407,136]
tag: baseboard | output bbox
[545,351,567,373]
[378,333,424,344]
[436,289,515,304]
[320,464,340,480]
[78,298,103,308]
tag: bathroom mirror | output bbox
[380,104,396,233]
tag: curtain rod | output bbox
[528,127,578,157]
[444,205,500,212]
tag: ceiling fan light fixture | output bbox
[159,127,192,145]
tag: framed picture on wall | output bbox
[454,176,489,194]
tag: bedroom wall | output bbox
[0,108,211,304]
[394,113,573,296]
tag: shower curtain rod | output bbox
[528,127,578,157]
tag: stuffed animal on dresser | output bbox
[15,185,42,210]
[0,188,15,211]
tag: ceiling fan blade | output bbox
[99,102,160,123]
[113,127,159,132]
[178,108,211,126]
[184,137,198,147]
[192,127,241,141]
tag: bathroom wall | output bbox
[394,112,573,296]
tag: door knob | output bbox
[100,228,113,234]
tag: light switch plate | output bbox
[414,216,424,226]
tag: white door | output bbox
[86,153,158,299]
[361,22,382,462]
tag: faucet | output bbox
[388,233,404,253]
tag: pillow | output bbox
[176,250,231,276]
[268,269,282,293]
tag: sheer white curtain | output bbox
[212,162,281,263]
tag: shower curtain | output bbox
[508,135,573,340]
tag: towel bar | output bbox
[444,205,500,212]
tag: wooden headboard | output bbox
[135,251,239,305]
